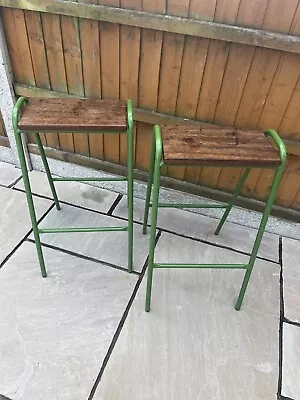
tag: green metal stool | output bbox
[12,97,134,276]
[143,124,286,312]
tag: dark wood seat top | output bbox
[161,125,281,167]
[18,98,127,132]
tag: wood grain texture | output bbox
[135,0,165,173]
[4,0,300,54]
[196,2,240,190]
[179,0,215,183]
[158,0,190,180]
[3,1,300,210]
[161,125,280,166]
[99,0,120,164]
[41,13,67,149]
[18,98,127,132]
[78,0,103,160]
[214,0,271,193]
[119,0,141,165]
[61,13,89,155]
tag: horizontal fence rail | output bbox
[0,0,300,54]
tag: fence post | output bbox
[0,15,32,168]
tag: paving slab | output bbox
[0,241,137,400]
[0,186,52,264]
[0,162,21,187]
[282,238,300,323]
[282,322,300,399]
[32,204,151,273]
[94,232,280,400]
[16,170,119,213]
[114,196,279,262]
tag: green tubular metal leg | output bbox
[13,97,48,278]
[12,97,134,276]
[33,132,61,211]
[127,100,134,273]
[143,126,286,312]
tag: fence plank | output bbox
[158,0,190,181]
[251,0,300,201]
[196,3,240,190]
[119,0,141,166]
[3,1,300,54]
[214,0,269,193]
[41,13,67,150]
[99,0,120,164]
[135,0,165,172]
[178,0,215,183]
[79,0,103,160]
[61,14,89,156]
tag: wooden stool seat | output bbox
[18,98,127,132]
[161,125,281,167]
[13,96,134,277]
[143,124,286,313]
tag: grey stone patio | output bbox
[0,161,299,400]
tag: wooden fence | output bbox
[1,0,300,210]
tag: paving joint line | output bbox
[88,230,162,400]
[107,194,123,216]
[12,187,278,264]
[0,203,55,269]
[26,238,141,276]
[283,317,300,328]
[277,236,284,399]
[8,175,22,188]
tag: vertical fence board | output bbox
[196,2,240,189]
[24,10,50,146]
[41,13,67,149]
[135,0,165,172]
[178,0,215,183]
[99,0,120,164]
[79,0,103,160]
[214,0,269,193]
[158,0,190,180]
[119,0,141,166]
[61,14,88,156]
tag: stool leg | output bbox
[143,132,156,234]
[34,133,60,211]
[127,122,134,273]
[235,166,284,310]
[14,131,47,277]
[145,130,161,312]
[215,167,250,235]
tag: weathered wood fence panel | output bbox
[1,0,300,210]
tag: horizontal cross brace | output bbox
[38,227,128,234]
[150,203,227,209]
[154,263,248,269]
[52,177,127,182]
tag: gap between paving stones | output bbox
[278,237,285,400]
[26,238,141,277]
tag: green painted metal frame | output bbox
[12,96,134,276]
[143,125,286,312]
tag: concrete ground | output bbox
[0,161,299,400]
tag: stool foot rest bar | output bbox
[143,124,286,312]
[13,97,134,277]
